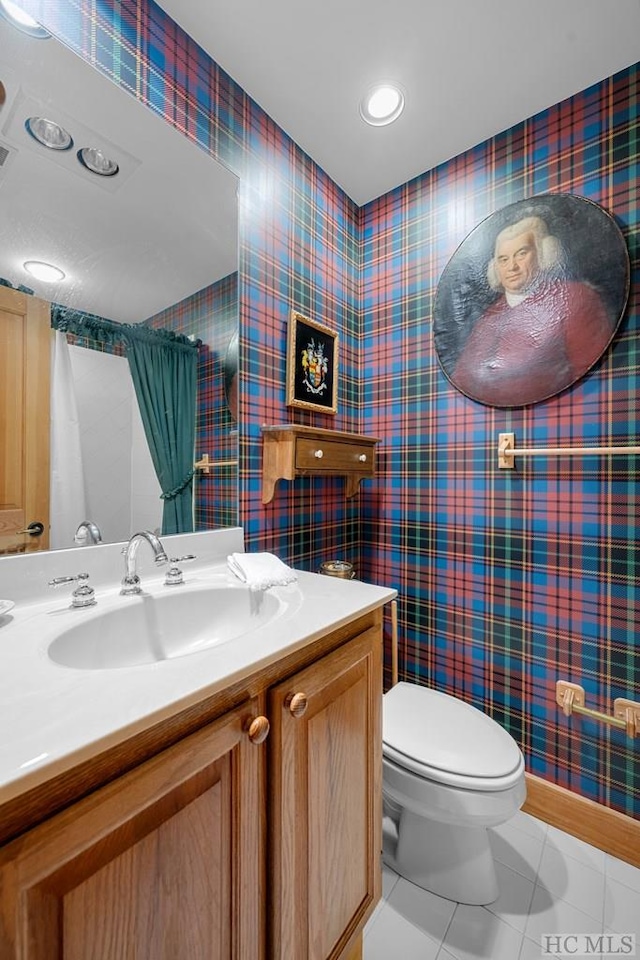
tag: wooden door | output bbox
[269,627,382,960]
[0,286,51,553]
[0,699,266,959]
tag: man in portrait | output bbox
[451,215,616,406]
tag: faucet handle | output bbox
[48,572,90,587]
[48,572,97,608]
[165,555,197,586]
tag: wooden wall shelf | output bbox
[261,425,379,504]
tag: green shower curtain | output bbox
[126,334,196,536]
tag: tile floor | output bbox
[364,811,640,959]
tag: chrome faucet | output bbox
[120,530,168,595]
[74,520,102,545]
[49,572,97,608]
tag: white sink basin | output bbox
[47,584,285,670]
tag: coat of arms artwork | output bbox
[286,310,338,414]
[433,194,630,407]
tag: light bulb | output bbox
[23,260,65,282]
[359,83,405,126]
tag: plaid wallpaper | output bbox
[23,0,638,817]
[361,68,640,818]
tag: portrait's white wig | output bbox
[487,215,563,291]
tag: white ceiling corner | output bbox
[158,0,640,206]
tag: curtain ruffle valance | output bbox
[50,304,200,354]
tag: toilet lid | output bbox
[383,682,522,782]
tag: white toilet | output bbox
[382,682,526,905]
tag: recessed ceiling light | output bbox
[0,0,50,38]
[77,146,119,177]
[23,260,65,282]
[25,116,73,150]
[359,83,405,126]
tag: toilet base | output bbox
[382,808,499,905]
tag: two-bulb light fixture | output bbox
[25,116,120,177]
[359,82,405,127]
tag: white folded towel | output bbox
[227,552,297,591]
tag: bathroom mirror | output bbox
[0,15,239,551]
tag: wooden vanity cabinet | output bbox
[0,698,265,960]
[0,618,382,960]
[269,626,382,960]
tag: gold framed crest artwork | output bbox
[286,310,338,414]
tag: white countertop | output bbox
[0,534,395,805]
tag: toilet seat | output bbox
[383,682,524,792]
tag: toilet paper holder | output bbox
[556,680,640,739]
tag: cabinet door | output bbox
[0,700,266,960]
[269,627,382,960]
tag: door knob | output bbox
[16,521,44,537]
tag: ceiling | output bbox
[158,0,640,206]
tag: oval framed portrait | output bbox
[433,194,630,407]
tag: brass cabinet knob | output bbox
[246,715,270,744]
[285,692,308,718]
